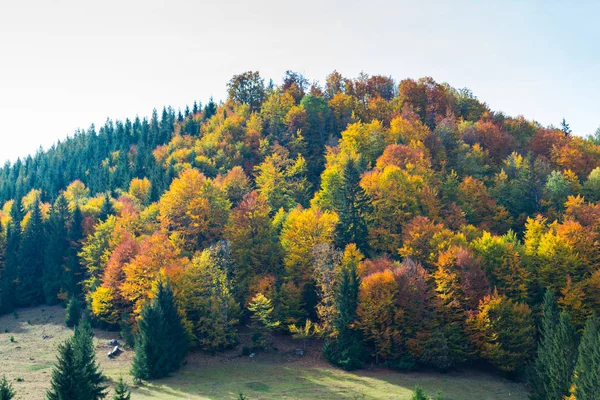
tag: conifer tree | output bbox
[337,158,371,254]
[16,198,45,307]
[322,256,364,370]
[98,193,114,222]
[66,206,84,296]
[0,201,21,313]
[47,340,81,400]
[72,317,107,399]
[0,375,15,400]
[131,278,189,380]
[65,296,82,328]
[113,377,131,400]
[529,289,578,400]
[573,316,600,399]
[44,194,70,304]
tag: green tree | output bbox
[44,194,70,304]
[66,206,84,297]
[65,297,82,328]
[323,257,364,370]
[0,375,15,400]
[131,278,189,380]
[0,200,21,313]
[47,340,81,400]
[573,316,600,400]
[227,71,265,112]
[16,198,45,306]
[113,377,131,400]
[411,387,428,400]
[337,158,371,254]
[72,317,107,399]
[529,290,578,400]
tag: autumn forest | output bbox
[1,71,600,399]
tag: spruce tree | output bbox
[573,315,600,399]
[16,198,45,307]
[47,340,81,400]
[529,290,578,400]
[322,256,364,370]
[66,207,84,296]
[337,158,371,254]
[113,377,131,400]
[44,194,70,304]
[98,193,114,222]
[0,375,15,400]
[65,296,82,328]
[72,317,107,399]
[0,208,20,313]
[132,278,189,380]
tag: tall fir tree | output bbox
[98,193,114,222]
[322,256,364,370]
[131,278,189,380]
[66,206,84,296]
[573,315,600,400]
[47,340,81,400]
[529,289,579,400]
[16,198,45,307]
[0,200,20,313]
[337,158,371,254]
[72,317,107,399]
[44,194,70,304]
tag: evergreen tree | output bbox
[72,317,107,399]
[0,201,21,313]
[0,375,15,400]
[66,206,84,296]
[98,193,114,222]
[561,118,572,136]
[65,296,82,328]
[47,340,81,400]
[529,290,578,400]
[113,377,131,400]
[322,257,364,370]
[337,159,371,254]
[573,315,600,399]
[131,278,189,380]
[44,194,70,304]
[16,198,45,307]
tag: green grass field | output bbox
[0,306,528,399]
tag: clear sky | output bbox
[0,0,598,163]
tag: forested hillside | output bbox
[1,70,600,395]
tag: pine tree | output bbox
[65,296,82,328]
[0,375,15,400]
[44,194,70,304]
[561,118,572,136]
[323,257,364,370]
[72,317,107,399]
[98,193,114,222]
[337,158,371,254]
[113,376,131,400]
[66,206,84,296]
[529,289,578,400]
[132,278,189,380]
[411,387,429,400]
[47,340,81,400]
[573,316,600,399]
[16,198,45,307]
[0,201,21,313]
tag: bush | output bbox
[386,354,416,371]
[241,346,252,357]
[411,387,428,400]
[9,336,14,343]
[119,314,135,348]
[322,340,363,371]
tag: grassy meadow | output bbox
[0,306,528,399]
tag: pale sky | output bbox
[0,0,598,163]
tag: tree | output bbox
[411,387,429,400]
[16,197,45,307]
[47,340,81,400]
[72,317,108,399]
[131,278,189,380]
[573,316,600,400]
[289,319,320,352]
[323,257,364,370]
[65,296,82,328]
[227,71,265,112]
[561,118,572,136]
[337,158,371,254]
[0,375,15,400]
[113,377,131,400]
[98,193,114,222]
[44,194,70,304]
[467,291,535,373]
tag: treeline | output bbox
[1,70,600,389]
